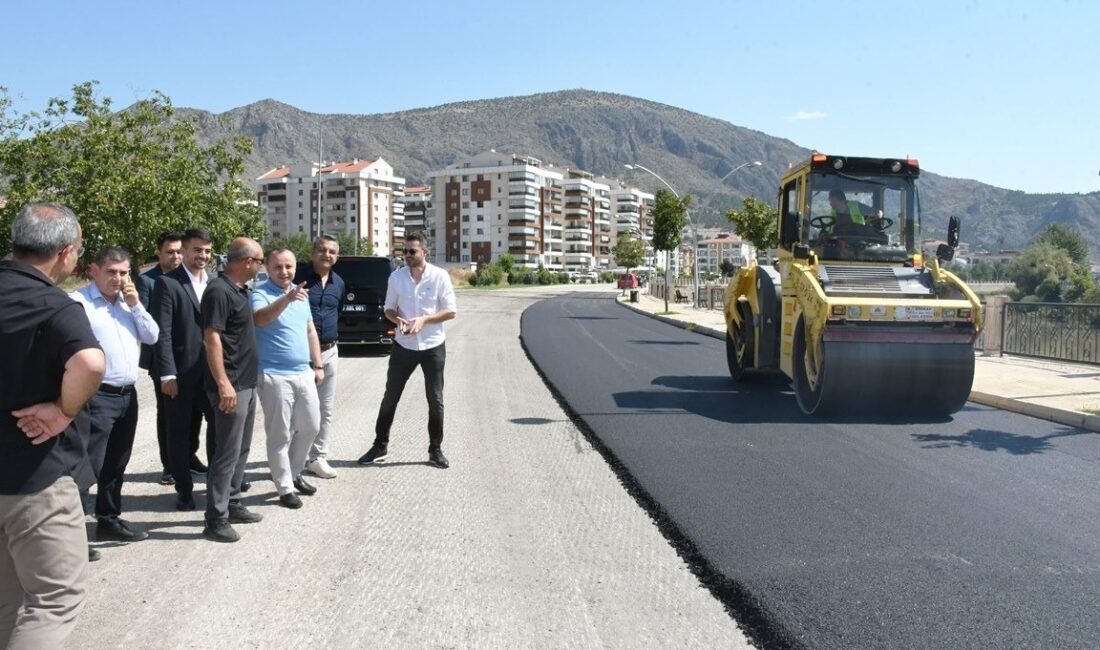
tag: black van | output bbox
[299,256,396,347]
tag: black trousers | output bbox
[151,374,201,472]
[165,382,216,498]
[374,342,446,450]
[82,389,139,519]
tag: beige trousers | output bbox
[0,475,88,650]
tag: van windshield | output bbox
[333,258,393,288]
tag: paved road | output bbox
[522,291,1100,650]
[68,285,751,649]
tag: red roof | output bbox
[321,159,376,174]
[258,166,290,180]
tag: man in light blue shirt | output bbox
[70,246,159,548]
[252,248,325,509]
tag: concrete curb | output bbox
[968,391,1100,432]
[618,298,725,341]
[618,297,1100,432]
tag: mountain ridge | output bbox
[179,89,1100,257]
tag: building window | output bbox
[477,215,484,221]
[462,242,468,249]
[476,228,483,235]
[461,188,468,195]
[298,189,303,196]
[462,254,469,262]
[462,215,469,222]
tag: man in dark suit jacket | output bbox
[150,228,217,511]
[137,230,208,486]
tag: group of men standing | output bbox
[0,202,457,647]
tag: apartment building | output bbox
[399,185,432,247]
[426,150,564,268]
[695,233,755,275]
[256,158,406,256]
[602,180,656,269]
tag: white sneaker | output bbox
[305,458,337,479]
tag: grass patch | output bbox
[1080,407,1100,416]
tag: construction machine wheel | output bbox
[792,316,976,417]
[725,304,754,380]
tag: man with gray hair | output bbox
[201,237,265,542]
[70,246,159,549]
[0,203,105,648]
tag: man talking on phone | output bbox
[69,247,159,549]
[358,232,456,469]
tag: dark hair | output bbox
[405,231,428,248]
[265,247,294,262]
[94,246,130,267]
[312,234,339,252]
[156,230,184,250]
[829,189,847,201]
[11,202,80,259]
[182,227,212,245]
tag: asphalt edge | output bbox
[617,297,1100,433]
[519,299,805,650]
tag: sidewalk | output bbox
[620,290,1100,432]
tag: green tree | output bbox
[1006,243,1075,300]
[495,253,515,275]
[725,196,778,252]
[718,259,737,277]
[264,233,312,262]
[651,188,690,312]
[1034,223,1089,267]
[612,233,646,272]
[0,82,263,262]
[335,232,373,256]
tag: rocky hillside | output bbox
[181,89,1100,257]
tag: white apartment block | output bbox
[398,185,432,246]
[421,150,657,270]
[256,158,406,256]
[426,150,564,268]
[696,233,755,275]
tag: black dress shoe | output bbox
[159,471,175,486]
[96,518,149,543]
[240,480,252,493]
[279,493,303,509]
[175,494,196,511]
[202,520,240,543]
[428,448,450,469]
[189,457,208,474]
[88,546,101,562]
[293,475,317,496]
[227,503,263,524]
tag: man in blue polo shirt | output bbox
[253,248,325,509]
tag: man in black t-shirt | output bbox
[0,203,105,648]
[199,237,264,543]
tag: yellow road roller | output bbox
[724,153,982,415]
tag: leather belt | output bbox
[319,341,337,351]
[98,383,135,395]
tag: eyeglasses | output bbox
[402,249,421,256]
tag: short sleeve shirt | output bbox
[201,275,258,392]
[251,280,312,375]
[0,261,102,494]
[385,262,457,351]
[295,266,345,345]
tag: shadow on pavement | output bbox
[912,426,1096,455]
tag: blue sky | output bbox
[3,0,1097,194]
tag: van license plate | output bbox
[343,305,366,312]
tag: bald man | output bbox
[199,237,264,543]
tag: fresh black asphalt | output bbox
[521,292,1100,650]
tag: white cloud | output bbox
[787,110,827,122]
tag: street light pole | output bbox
[624,163,699,308]
[719,160,762,184]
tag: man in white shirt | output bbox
[70,247,159,547]
[358,232,457,468]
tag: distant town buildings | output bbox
[256,158,405,256]
[422,150,657,271]
[696,233,754,275]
